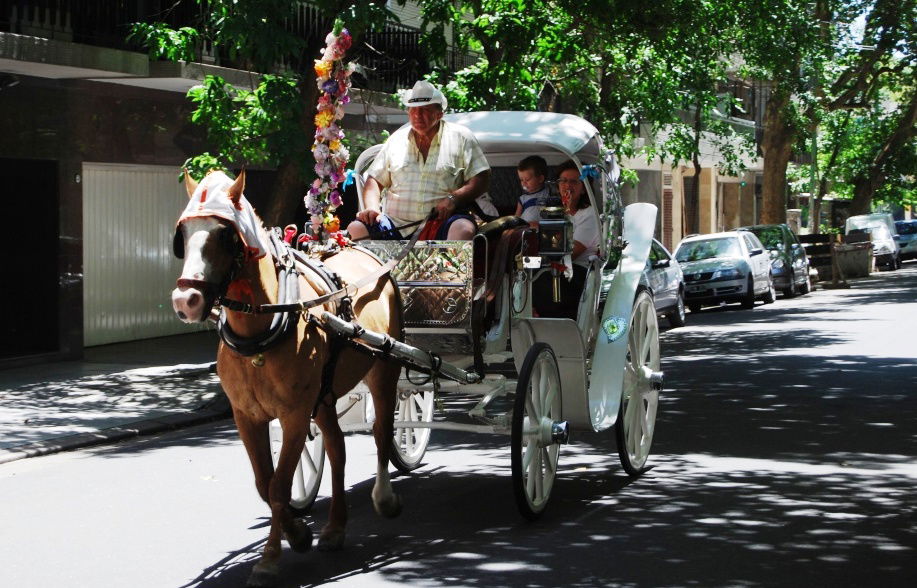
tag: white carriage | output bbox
[272,111,663,519]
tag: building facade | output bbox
[0,0,432,366]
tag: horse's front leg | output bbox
[234,415,281,586]
[367,361,403,518]
[235,413,274,505]
[240,413,312,587]
[314,400,348,551]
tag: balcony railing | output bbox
[0,1,458,93]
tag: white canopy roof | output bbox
[443,111,604,163]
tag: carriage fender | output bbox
[587,202,657,432]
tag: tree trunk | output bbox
[263,79,320,227]
[690,103,702,233]
[760,89,795,224]
[849,174,884,215]
[814,111,850,230]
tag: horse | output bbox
[171,169,404,587]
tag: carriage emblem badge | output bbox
[601,316,628,343]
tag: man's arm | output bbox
[356,176,384,225]
[435,170,491,219]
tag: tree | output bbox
[825,83,917,213]
[419,0,756,207]
[737,0,916,223]
[130,0,398,225]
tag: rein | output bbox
[219,213,433,315]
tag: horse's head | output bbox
[171,169,268,322]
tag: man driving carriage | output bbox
[346,80,491,241]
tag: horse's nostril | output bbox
[188,292,200,307]
[176,310,187,320]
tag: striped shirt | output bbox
[367,121,490,228]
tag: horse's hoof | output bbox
[317,527,346,551]
[247,560,279,587]
[373,492,403,518]
[284,518,313,553]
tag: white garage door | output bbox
[82,163,207,346]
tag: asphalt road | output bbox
[1,263,915,588]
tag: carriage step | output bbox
[321,312,482,384]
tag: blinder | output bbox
[173,225,185,259]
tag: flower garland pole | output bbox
[305,19,353,245]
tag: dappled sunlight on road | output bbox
[164,266,917,587]
[0,369,223,449]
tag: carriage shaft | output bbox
[321,312,482,384]
[339,420,509,436]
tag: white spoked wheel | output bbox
[512,342,563,520]
[269,419,325,514]
[616,290,662,476]
[390,389,434,473]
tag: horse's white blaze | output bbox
[171,228,214,323]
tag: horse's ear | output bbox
[183,168,198,199]
[228,168,246,206]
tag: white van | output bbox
[845,213,901,270]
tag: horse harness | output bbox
[211,221,430,420]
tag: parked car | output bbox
[894,220,917,261]
[845,213,901,270]
[674,231,775,312]
[600,239,686,327]
[738,223,811,297]
[645,239,686,327]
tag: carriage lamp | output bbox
[537,205,573,303]
[537,206,573,259]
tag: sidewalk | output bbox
[0,330,228,465]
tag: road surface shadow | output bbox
[176,264,917,587]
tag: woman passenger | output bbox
[532,160,599,319]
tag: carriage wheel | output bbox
[269,419,325,514]
[390,389,434,473]
[512,342,563,520]
[616,290,662,476]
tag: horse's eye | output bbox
[220,225,240,250]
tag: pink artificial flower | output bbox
[313,143,330,161]
[338,30,352,51]
[330,190,343,208]
[322,124,341,141]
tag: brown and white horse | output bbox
[171,169,403,587]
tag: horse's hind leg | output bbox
[314,400,348,551]
[366,360,403,518]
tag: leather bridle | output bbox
[173,217,246,317]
